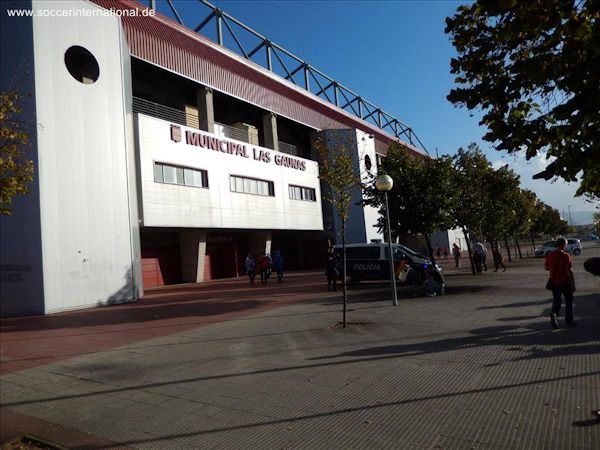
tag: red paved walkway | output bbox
[0,271,332,375]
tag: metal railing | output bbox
[277,141,298,156]
[216,122,254,144]
[132,96,188,125]
[147,0,428,154]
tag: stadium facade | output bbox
[0,0,427,317]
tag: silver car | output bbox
[535,239,582,256]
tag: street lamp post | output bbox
[376,174,398,306]
[568,205,573,228]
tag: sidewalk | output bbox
[1,254,599,449]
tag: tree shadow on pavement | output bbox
[309,294,600,364]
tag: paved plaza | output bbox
[1,245,599,449]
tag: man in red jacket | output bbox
[545,238,575,328]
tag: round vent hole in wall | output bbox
[64,46,99,84]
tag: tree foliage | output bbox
[531,203,571,236]
[452,143,493,238]
[1,85,34,215]
[446,0,600,198]
[363,142,458,243]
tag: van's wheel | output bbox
[573,249,581,255]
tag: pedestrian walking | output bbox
[272,248,284,283]
[443,246,449,260]
[244,254,256,285]
[257,253,271,285]
[492,241,506,272]
[325,247,338,291]
[452,243,461,268]
[545,237,575,328]
[472,240,487,273]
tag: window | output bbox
[347,247,381,259]
[289,184,316,202]
[153,162,208,188]
[229,175,275,197]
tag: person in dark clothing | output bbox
[272,248,284,283]
[492,241,506,272]
[452,243,461,268]
[545,238,575,328]
[244,254,256,285]
[325,248,338,291]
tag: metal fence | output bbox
[277,141,298,156]
[132,96,188,126]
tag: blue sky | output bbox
[156,0,598,224]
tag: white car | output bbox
[535,239,582,256]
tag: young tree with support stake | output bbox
[313,133,362,328]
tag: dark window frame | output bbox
[229,174,275,197]
[288,184,317,202]
[153,161,209,189]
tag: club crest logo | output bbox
[170,124,182,143]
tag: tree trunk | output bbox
[530,232,536,254]
[504,237,512,262]
[341,222,347,328]
[425,234,436,266]
[462,227,476,275]
[514,235,522,259]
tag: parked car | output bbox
[588,234,599,241]
[535,239,582,256]
[332,242,445,295]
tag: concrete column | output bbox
[179,230,207,283]
[197,86,215,134]
[248,230,272,257]
[262,112,279,151]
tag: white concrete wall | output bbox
[355,129,383,243]
[137,114,323,231]
[321,129,383,245]
[32,0,137,312]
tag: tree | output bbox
[1,83,34,215]
[531,204,571,236]
[452,143,495,273]
[363,142,458,265]
[446,0,600,198]
[480,163,522,259]
[593,211,600,235]
[313,132,362,328]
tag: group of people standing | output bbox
[448,241,506,273]
[470,240,506,273]
[244,248,284,285]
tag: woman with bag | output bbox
[544,238,575,329]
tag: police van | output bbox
[332,241,445,292]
